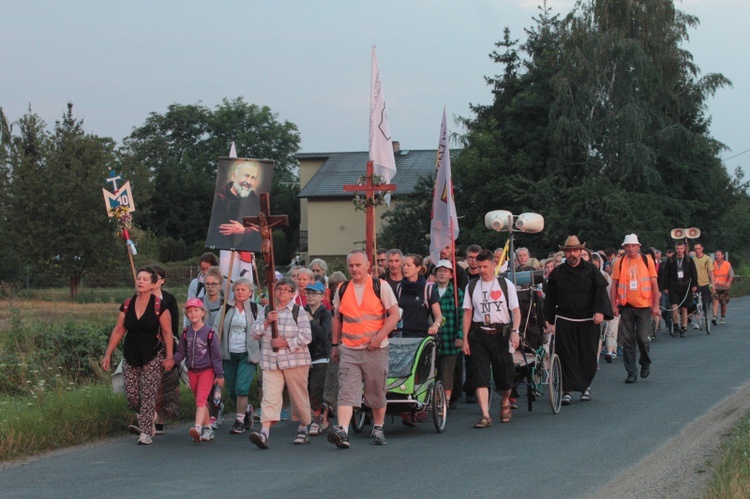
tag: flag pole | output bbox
[450,217,459,311]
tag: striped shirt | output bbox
[250,301,312,371]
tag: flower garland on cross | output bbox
[352,173,387,211]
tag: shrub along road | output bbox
[1,297,749,497]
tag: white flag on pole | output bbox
[369,46,397,203]
[429,107,459,263]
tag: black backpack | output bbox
[467,276,510,316]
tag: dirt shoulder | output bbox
[592,380,750,498]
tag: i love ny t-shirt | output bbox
[463,277,519,324]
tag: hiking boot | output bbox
[137,433,152,445]
[327,425,350,449]
[371,426,387,445]
[230,419,245,434]
[249,432,269,449]
[201,426,214,441]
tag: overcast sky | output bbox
[2,0,747,175]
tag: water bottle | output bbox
[212,384,222,406]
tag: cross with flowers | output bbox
[343,161,396,267]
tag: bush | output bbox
[159,237,188,263]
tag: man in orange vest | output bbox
[610,234,660,384]
[328,250,400,448]
[712,249,734,325]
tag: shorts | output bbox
[669,287,690,307]
[222,352,257,399]
[337,345,389,409]
[469,328,514,392]
[712,288,730,305]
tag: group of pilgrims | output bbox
[102,232,735,447]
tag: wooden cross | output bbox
[343,160,397,268]
[244,193,288,351]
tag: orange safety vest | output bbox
[615,255,655,307]
[714,260,732,287]
[339,278,387,348]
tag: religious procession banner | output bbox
[205,157,275,252]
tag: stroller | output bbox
[352,336,447,433]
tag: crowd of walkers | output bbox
[101,234,735,447]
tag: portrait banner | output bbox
[205,157,275,252]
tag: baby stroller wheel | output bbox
[431,381,447,433]
[549,353,562,414]
[352,406,367,433]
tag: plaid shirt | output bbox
[250,301,312,371]
[437,283,464,355]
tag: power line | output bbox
[722,149,750,162]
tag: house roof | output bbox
[297,149,441,199]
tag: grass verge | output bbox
[705,414,750,498]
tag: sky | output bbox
[2,0,748,176]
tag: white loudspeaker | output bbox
[515,213,544,233]
[485,210,513,231]
[671,228,685,239]
[686,227,701,239]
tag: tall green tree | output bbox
[378,176,433,255]
[120,97,301,262]
[455,0,739,255]
[8,104,118,296]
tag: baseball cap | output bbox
[304,281,326,294]
[185,298,204,309]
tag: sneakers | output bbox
[712,318,717,326]
[625,373,637,384]
[319,419,330,433]
[244,405,253,430]
[604,352,613,363]
[253,410,261,422]
[720,317,726,325]
[509,398,519,410]
[201,426,214,441]
[692,320,700,330]
[402,414,417,427]
[640,365,651,379]
[249,432,269,449]
[371,426,387,445]
[154,423,164,435]
[280,407,289,421]
[137,433,152,445]
[128,424,141,435]
[189,425,202,443]
[210,417,219,430]
[327,425,350,449]
[293,430,309,445]
[230,419,245,434]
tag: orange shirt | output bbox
[612,254,657,308]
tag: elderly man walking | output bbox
[543,236,613,404]
[328,250,400,448]
[609,234,660,384]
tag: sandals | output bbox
[500,402,512,423]
[581,387,592,402]
[473,416,493,429]
[561,393,572,406]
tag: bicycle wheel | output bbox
[352,406,367,433]
[549,353,562,414]
[431,381,447,433]
[703,298,712,335]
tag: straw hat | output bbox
[559,235,586,250]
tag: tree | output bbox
[455,0,740,255]
[7,103,119,296]
[119,97,301,263]
[378,176,433,255]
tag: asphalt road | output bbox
[2,297,749,498]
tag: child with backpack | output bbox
[173,298,224,443]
